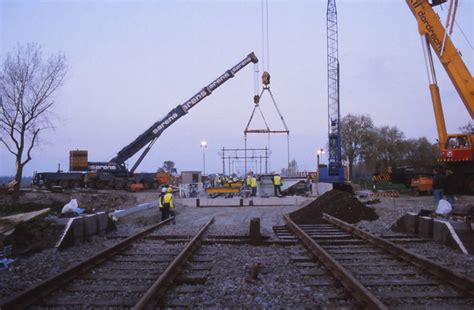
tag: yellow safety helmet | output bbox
[167,187,173,193]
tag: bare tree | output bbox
[458,121,473,133]
[0,43,67,200]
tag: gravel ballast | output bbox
[1,193,473,306]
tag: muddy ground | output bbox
[0,189,161,216]
[0,190,161,253]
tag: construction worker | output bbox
[163,187,176,224]
[273,173,282,197]
[246,173,252,189]
[251,175,257,197]
[215,174,221,187]
[159,187,167,221]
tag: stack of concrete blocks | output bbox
[392,212,471,255]
[56,212,111,250]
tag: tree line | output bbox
[340,114,440,180]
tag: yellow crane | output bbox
[406,0,474,193]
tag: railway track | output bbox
[1,217,215,309]
[283,213,474,309]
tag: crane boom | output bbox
[326,0,342,177]
[319,0,348,189]
[407,0,474,118]
[406,0,474,194]
[110,52,258,171]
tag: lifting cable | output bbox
[245,0,290,174]
[440,0,458,56]
[261,0,270,73]
[440,0,473,55]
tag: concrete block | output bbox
[71,217,84,243]
[405,212,419,234]
[391,212,418,234]
[433,219,468,254]
[433,219,449,244]
[418,216,433,238]
[96,212,108,236]
[83,214,97,238]
[56,216,83,250]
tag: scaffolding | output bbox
[219,147,270,176]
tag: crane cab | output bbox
[441,134,473,162]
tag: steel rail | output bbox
[0,217,174,309]
[322,213,474,296]
[134,217,215,309]
[283,215,387,310]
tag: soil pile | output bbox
[4,218,63,255]
[290,189,378,224]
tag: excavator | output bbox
[33,52,258,190]
[406,0,474,194]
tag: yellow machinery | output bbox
[406,0,474,193]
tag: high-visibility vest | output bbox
[273,175,281,186]
[246,176,251,186]
[251,177,257,188]
[164,193,174,208]
[159,195,164,209]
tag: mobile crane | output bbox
[33,52,258,190]
[406,0,474,194]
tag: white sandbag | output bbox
[61,199,84,215]
[436,199,452,215]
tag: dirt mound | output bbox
[4,217,63,255]
[290,190,378,224]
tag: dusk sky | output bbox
[1,0,473,177]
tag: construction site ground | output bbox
[1,191,474,302]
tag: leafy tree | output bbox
[158,160,177,174]
[401,137,438,171]
[0,43,67,201]
[379,125,405,168]
[340,114,374,179]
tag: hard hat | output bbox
[167,187,173,193]
[161,187,167,193]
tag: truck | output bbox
[33,52,258,190]
[406,0,474,194]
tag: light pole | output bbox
[200,141,208,175]
[317,148,325,179]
